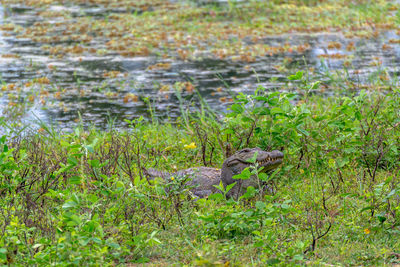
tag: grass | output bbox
[1,0,399,127]
[1,80,400,265]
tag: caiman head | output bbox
[220,147,284,196]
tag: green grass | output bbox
[1,76,400,265]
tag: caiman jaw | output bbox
[256,150,284,171]
[225,148,284,171]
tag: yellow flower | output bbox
[328,158,336,168]
[171,176,175,181]
[184,142,197,149]
[364,228,370,234]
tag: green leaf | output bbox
[88,194,99,204]
[355,111,362,120]
[233,168,251,180]
[241,116,253,122]
[213,181,225,192]
[288,71,303,81]
[230,104,244,114]
[270,107,283,115]
[266,258,280,265]
[225,182,237,193]
[387,189,396,199]
[115,181,125,191]
[254,107,268,115]
[92,237,102,244]
[296,124,309,136]
[239,186,256,200]
[223,128,235,134]
[254,96,268,102]
[336,158,349,168]
[258,172,269,181]
[72,193,80,204]
[62,201,77,209]
[310,81,320,90]
[85,145,95,153]
[281,203,290,210]
[0,248,6,260]
[208,193,224,200]
[32,244,42,249]
[63,213,82,226]
[67,156,78,166]
[377,214,387,224]
[360,206,374,212]
[68,176,81,185]
[255,201,266,210]
[89,159,100,168]
[261,168,280,182]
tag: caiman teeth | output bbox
[258,156,281,164]
[259,158,276,164]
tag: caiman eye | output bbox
[239,148,251,153]
[227,159,240,167]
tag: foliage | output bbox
[1,72,400,265]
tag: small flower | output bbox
[364,228,370,235]
[171,176,175,181]
[184,142,197,149]
[328,158,336,168]
[299,169,304,174]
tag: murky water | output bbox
[0,2,399,129]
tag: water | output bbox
[0,2,399,129]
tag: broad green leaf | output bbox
[208,193,224,200]
[69,176,81,185]
[270,107,283,115]
[89,159,100,168]
[310,81,320,89]
[255,201,266,210]
[288,71,303,81]
[67,156,78,165]
[296,125,309,136]
[213,181,225,192]
[62,201,77,209]
[0,248,6,260]
[233,168,251,180]
[377,215,386,224]
[230,104,244,114]
[239,186,256,200]
[225,182,237,193]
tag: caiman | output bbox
[144,147,284,199]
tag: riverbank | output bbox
[1,79,400,265]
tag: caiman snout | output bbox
[270,150,284,160]
[257,150,284,171]
[222,147,284,199]
[257,150,283,161]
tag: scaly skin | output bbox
[144,147,283,199]
[221,148,284,199]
